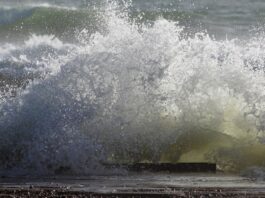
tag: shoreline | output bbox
[1,173,265,197]
[1,186,264,197]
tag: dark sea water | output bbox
[0,0,265,176]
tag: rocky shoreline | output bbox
[1,173,265,197]
[1,186,265,197]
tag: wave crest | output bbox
[0,1,265,175]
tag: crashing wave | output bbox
[0,1,265,175]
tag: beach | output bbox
[1,173,265,197]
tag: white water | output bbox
[0,1,265,175]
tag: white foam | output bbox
[0,0,265,175]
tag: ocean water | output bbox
[0,0,265,175]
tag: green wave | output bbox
[0,7,105,42]
[0,7,205,43]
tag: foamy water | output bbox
[0,0,265,175]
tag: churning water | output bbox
[0,0,265,175]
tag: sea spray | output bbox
[0,1,265,175]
